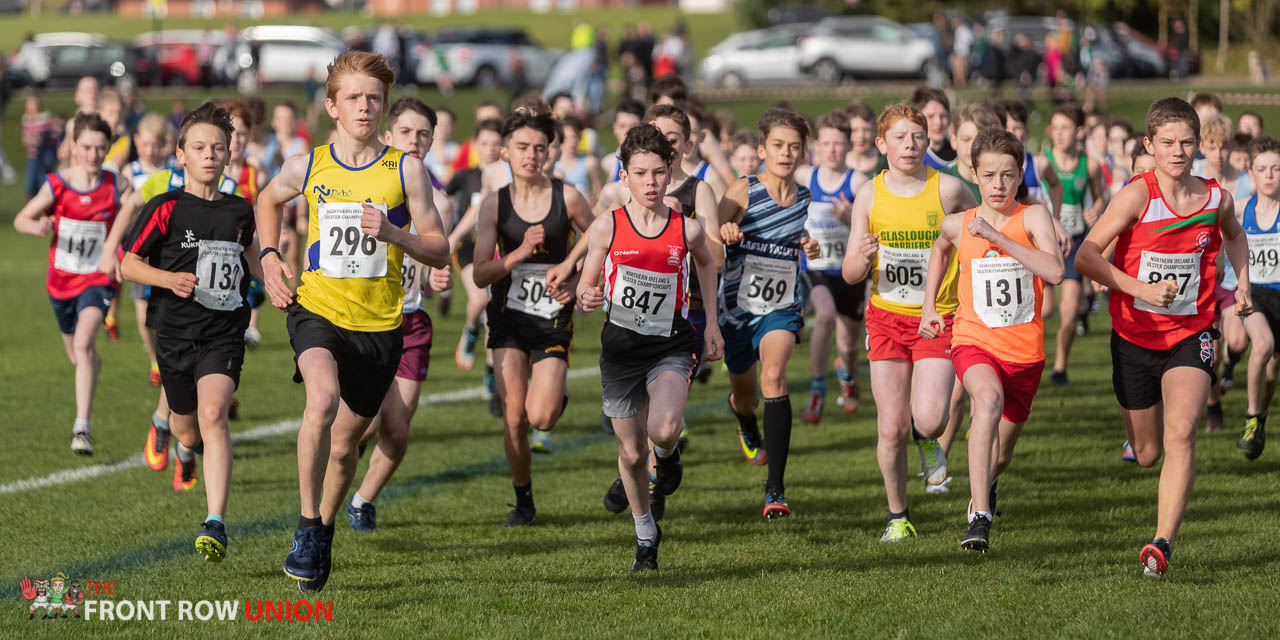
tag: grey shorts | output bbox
[600,352,696,419]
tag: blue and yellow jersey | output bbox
[298,144,411,332]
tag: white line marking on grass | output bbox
[0,367,599,496]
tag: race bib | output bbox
[1135,250,1201,316]
[400,254,425,311]
[971,256,1034,328]
[1059,203,1085,236]
[736,254,796,315]
[54,218,106,275]
[507,263,564,319]
[319,202,388,279]
[805,218,850,272]
[609,265,678,337]
[194,240,244,311]
[876,245,929,306]
[1248,233,1280,285]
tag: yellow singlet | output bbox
[298,144,410,332]
[868,168,959,316]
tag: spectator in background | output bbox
[1238,111,1264,137]
[951,17,971,86]
[373,24,401,80]
[981,27,1007,94]
[588,27,609,115]
[21,92,61,197]
[451,101,504,175]
[1010,33,1039,109]
[0,60,14,184]
[571,19,595,51]
[427,106,458,185]
[1171,17,1191,80]
[167,98,186,132]
[931,13,954,73]
[1043,35,1068,103]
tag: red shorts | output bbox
[952,344,1044,423]
[396,309,434,382]
[865,304,953,362]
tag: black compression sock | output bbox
[763,396,792,491]
[1226,348,1246,366]
[514,482,534,511]
[731,397,761,441]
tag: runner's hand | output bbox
[360,203,393,242]
[663,195,682,212]
[801,236,821,259]
[261,253,294,309]
[1139,280,1179,308]
[831,193,852,224]
[1084,204,1102,227]
[168,271,198,299]
[704,325,725,362]
[918,308,945,340]
[36,216,54,235]
[516,224,546,260]
[577,285,604,312]
[720,222,742,245]
[546,260,576,294]
[857,232,879,260]
[966,216,1001,243]
[1235,285,1254,316]
[98,251,121,282]
[1053,218,1070,257]
[427,267,452,293]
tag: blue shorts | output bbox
[50,285,115,335]
[1064,234,1086,282]
[721,310,803,375]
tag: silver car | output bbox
[798,16,939,83]
[414,27,561,90]
[698,24,810,88]
[222,26,345,93]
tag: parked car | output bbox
[221,25,344,93]
[412,26,561,90]
[798,16,939,82]
[135,30,228,87]
[9,32,144,88]
[698,24,811,88]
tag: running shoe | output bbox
[530,429,553,454]
[488,395,503,418]
[1140,539,1170,580]
[880,517,917,543]
[836,378,860,413]
[228,396,240,421]
[244,326,262,351]
[173,454,198,491]
[763,487,791,519]
[649,481,665,522]
[195,520,228,563]
[346,502,377,532]
[961,513,992,552]
[694,362,712,384]
[654,447,683,495]
[678,425,690,452]
[1050,370,1069,386]
[456,327,478,371]
[603,476,628,514]
[918,438,948,488]
[71,431,94,456]
[1221,360,1236,391]
[1075,313,1089,337]
[1238,415,1266,460]
[481,367,496,400]
[966,479,1000,520]
[503,506,536,527]
[1204,402,1223,432]
[295,526,334,592]
[800,391,825,424]
[631,524,662,572]
[284,525,322,583]
[104,316,120,341]
[1121,440,1136,463]
[145,423,170,471]
[149,363,161,387]
[738,428,767,466]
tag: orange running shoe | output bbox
[149,364,161,387]
[173,454,198,491]
[144,423,170,471]
[104,316,120,341]
[800,391,824,424]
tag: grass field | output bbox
[2,66,1280,636]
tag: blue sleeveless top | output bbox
[718,176,811,325]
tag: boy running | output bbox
[256,51,451,591]
[920,128,1064,551]
[1237,136,1280,459]
[121,102,262,562]
[577,124,723,571]
[1075,97,1251,579]
[14,113,131,456]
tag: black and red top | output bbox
[45,171,119,299]
[602,206,696,365]
[1111,172,1223,350]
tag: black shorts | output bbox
[286,302,403,418]
[1063,234,1086,282]
[454,237,476,270]
[486,308,573,364]
[1111,329,1217,411]
[157,333,245,416]
[1252,286,1280,348]
[803,271,867,321]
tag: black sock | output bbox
[1226,348,1245,367]
[910,420,922,442]
[514,482,534,511]
[763,396,792,491]
[889,508,910,522]
[1153,537,1172,559]
[731,398,761,441]
[298,515,322,530]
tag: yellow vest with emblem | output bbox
[869,168,960,316]
[298,144,410,332]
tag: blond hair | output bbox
[325,50,395,103]
[135,112,173,142]
[1200,114,1233,146]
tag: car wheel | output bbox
[813,58,841,84]
[474,65,499,91]
[720,71,744,89]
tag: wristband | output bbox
[259,247,282,261]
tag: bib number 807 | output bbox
[329,225,378,257]
[746,276,788,302]
[1147,270,1191,295]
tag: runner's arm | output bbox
[254,153,308,308]
[574,213,615,312]
[919,214,960,338]
[686,217,724,361]
[997,205,1065,284]
[940,172,980,213]
[471,192,540,287]
[433,184,455,237]
[120,199,196,298]
[1218,192,1252,314]
[1074,180,1164,304]
[842,179,877,284]
[100,188,146,280]
[1084,156,1106,224]
[379,159,450,269]
[700,131,736,191]
[716,176,750,241]
[591,181,629,218]
[586,155,603,199]
[1038,155,1063,216]
[13,181,55,236]
[547,184,596,297]
[447,196,480,248]
[694,180,724,270]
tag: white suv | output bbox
[222,25,345,93]
[798,16,939,83]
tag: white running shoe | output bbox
[918,438,948,487]
[244,326,262,350]
[71,431,94,456]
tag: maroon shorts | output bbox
[396,309,434,381]
[952,344,1044,423]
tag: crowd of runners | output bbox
[14,49,1278,586]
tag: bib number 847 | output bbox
[619,285,667,314]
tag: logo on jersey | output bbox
[1196,231,1211,250]
[984,249,1001,258]
[79,196,92,205]
[927,211,940,228]
[381,158,398,170]
[667,245,682,266]
[312,185,352,202]
[181,230,199,249]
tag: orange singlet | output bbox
[953,204,1046,364]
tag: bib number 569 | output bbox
[747,276,788,302]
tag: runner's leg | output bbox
[1156,367,1210,543]
[872,358,912,514]
[356,377,420,502]
[296,347,342,519]
[196,373,236,517]
[1053,279,1082,377]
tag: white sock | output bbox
[973,510,993,522]
[176,443,195,463]
[73,419,90,435]
[653,444,675,458]
[351,492,371,509]
[152,413,169,431]
[633,511,657,542]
